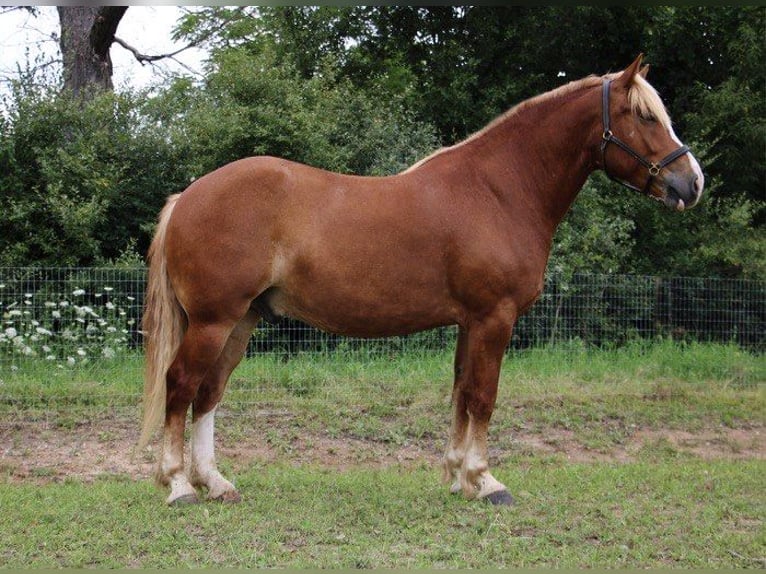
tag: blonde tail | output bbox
[138,193,186,450]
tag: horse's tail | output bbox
[138,193,186,451]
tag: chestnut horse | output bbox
[139,55,704,505]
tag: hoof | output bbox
[210,490,242,504]
[484,489,514,506]
[169,493,201,506]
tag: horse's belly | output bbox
[263,283,456,338]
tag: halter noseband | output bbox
[600,79,690,195]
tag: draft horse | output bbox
[139,55,704,505]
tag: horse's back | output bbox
[163,156,468,333]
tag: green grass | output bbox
[0,341,763,567]
[0,460,763,567]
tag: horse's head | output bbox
[599,55,704,211]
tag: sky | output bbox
[0,6,208,95]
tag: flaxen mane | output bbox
[403,72,672,174]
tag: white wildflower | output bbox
[51,310,61,319]
[74,305,93,318]
[7,310,21,317]
[72,289,85,296]
[67,356,75,366]
[106,302,115,310]
[103,286,114,292]
[46,355,56,361]
[102,347,116,359]
[59,301,69,308]
[36,327,53,336]
[76,349,87,357]
[44,301,56,308]
[42,345,51,353]
[4,327,17,338]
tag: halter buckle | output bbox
[648,164,661,177]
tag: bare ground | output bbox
[1,410,763,485]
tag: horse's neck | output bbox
[470,88,600,233]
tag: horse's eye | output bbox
[641,113,657,123]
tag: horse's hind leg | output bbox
[190,309,260,502]
[159,320,233,505]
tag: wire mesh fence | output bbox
[0,267,763,374]
[0,266,763,421]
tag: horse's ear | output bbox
[616,53,644,88]
[639,64,650,78]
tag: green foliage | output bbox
[1,6,762,279]
[0,86,188,265]
[549,177,637,276]
[0,48,436,266]
[180,6,763,279]
[195,47,437,176]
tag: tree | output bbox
[54,6,207,98]
[175,5,764,279]
[57,6,127,97]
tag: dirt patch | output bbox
[0,411,763,485]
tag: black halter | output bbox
[600,79,690,195]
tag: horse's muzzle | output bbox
[662,171,703,212]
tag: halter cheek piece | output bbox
[600,79,690,195]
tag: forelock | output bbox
[627,74,673,130]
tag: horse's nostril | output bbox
[693,176,702,195]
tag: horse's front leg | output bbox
[443,309,514,505]
[443,326,470,494]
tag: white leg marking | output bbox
[444,443,467,494]
[191,408,237,499]
[460,419,508,500]
[161,431,197,504]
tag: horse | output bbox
[138,55,704,505]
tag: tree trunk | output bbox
[57,6,127,98]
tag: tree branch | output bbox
[112,36,198,66]
[0,6,37,17]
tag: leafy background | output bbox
[1,6,763,278]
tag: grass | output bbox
[0,460,763,567]
[0,340,763,567]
